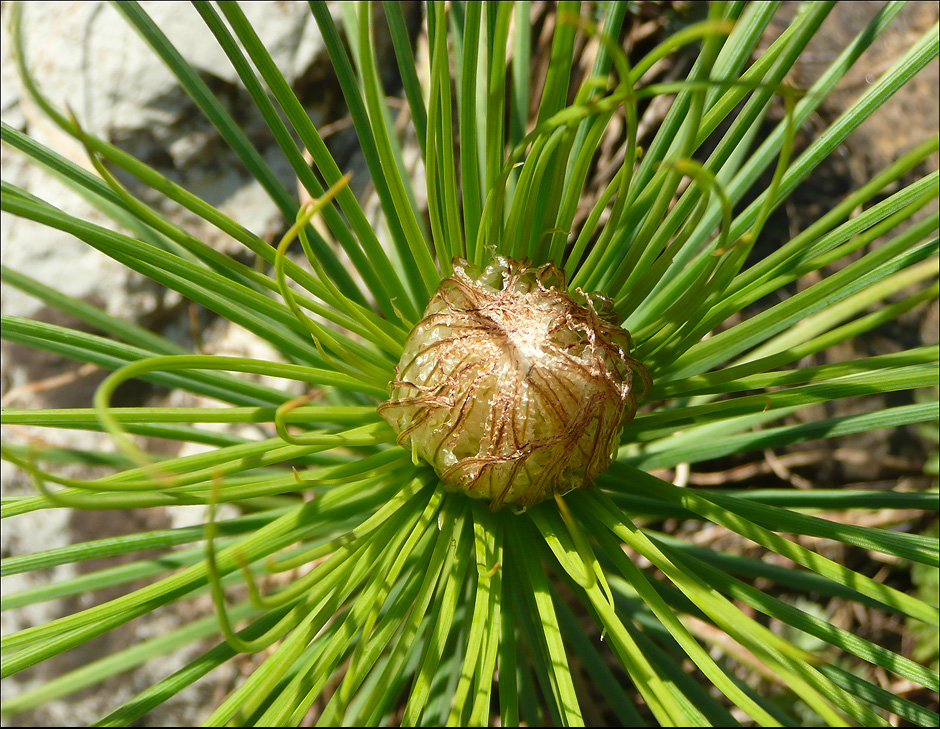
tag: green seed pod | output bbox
[379,256,650,510]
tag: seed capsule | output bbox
[379,256,650,510]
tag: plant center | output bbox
[379,256,650,510]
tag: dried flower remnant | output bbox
[379,256,651,509]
